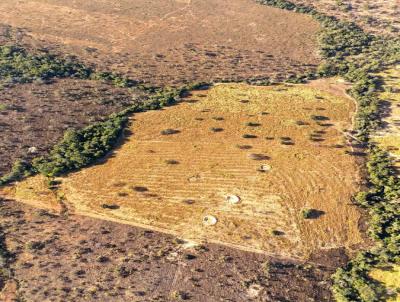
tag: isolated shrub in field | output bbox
[91,71,135,88]
[161,129,180,135]
[300,208,314,219]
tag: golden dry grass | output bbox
[2,80,364,259]
[372,66,400,168]
[370,266,400,302]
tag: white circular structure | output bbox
[226,194,241,204]
[203,215,217,226]
[259,164,272,172]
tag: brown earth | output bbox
[291,0,400,36]
[0,79,145,177]
[0,198,347,302]
[3,81,367,260]
[0,0,321,86]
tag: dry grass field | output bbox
[291,0,400,36]
[0,0,321,86]
[3,80,366,260]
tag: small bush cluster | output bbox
[0,160,32,186]
[0,45,145,89]
[0,45,92,84]
[258,0,400,301]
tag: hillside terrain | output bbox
[0,0,399,301]
[0,0,320,86]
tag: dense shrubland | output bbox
[258,0,400,301]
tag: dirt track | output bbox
[0,0,321,86]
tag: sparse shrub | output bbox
[161,129,180,135]
[242,134,258,139]
[0,160,32,186]
[170,291,190,301]
[210,127,224,132]
[26,241,45,251]
[101,204,120,210]
[133,186,148,192]
[165,159,180,165]
[96,255,110,263]
[300,208,314,219]
[246,122,261,127]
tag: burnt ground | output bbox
[0,79,145,176]
[0,198,348,302]
[0,0,321,86]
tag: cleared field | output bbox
[0,0,321,86]
[3,80,365,259]
[371,66,400,169]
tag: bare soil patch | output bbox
[3,80,366,259]
[0,79,145,176]
[0,0,321,86]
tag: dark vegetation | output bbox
[32,116,128,177]
[258,0,400,301]
[0,45,135,87]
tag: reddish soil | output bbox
[0,198,346,301]
[0,0,321,86]
[0,79,145,176]
[291,0,400,36]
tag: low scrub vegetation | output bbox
[0,45,91,84]
[259,0,400,301]
[0,45,138,88]
[0,160,32,186]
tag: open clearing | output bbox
[3,80,365,259]
[0,0,321,86]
